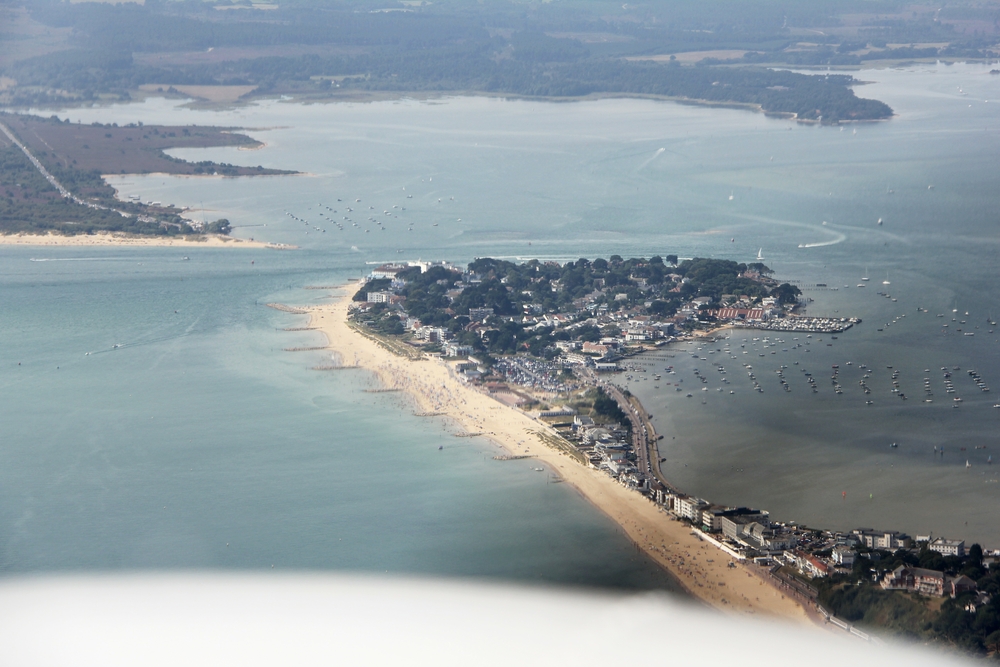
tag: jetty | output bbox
[267,303,307,314]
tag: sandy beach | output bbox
[302,286,814,624]
[0,232,292,249]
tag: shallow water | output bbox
[0,247,678,589]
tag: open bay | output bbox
[1,61,998,582]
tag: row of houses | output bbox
[651,492,801,556]
[852,529,968,558]
[653,495,977,585]
[880,565,979,599]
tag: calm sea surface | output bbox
[1,62,998,583]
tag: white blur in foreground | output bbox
[0,574,973,667]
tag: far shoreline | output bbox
[6,83,901,125]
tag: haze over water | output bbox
[1,62,998,580]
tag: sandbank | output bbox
[301,286,814,624]
[0,232,293,249]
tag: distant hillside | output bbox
[18,0,996,122]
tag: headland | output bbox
[299,282,814,623]
[290,257,1000,653]
[0,113,296,240]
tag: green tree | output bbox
[207,218,231,234]
[593,388,626,424]
[771,283,801,304]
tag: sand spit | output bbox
[300,286,813,624]
[0,232,293,249]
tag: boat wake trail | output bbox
[728,213,850,249]
[798,231,847,249]
[638,147,666,171]
[29,257,152,262]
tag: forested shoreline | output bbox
[18,0,998,122]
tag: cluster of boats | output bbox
[286,196,410,235]
[282,187,456,243]
[649,347,999,413]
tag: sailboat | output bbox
[729,191,734,201]
[862,267,870,282]
[882,271,891,286]
[756,248,764,261]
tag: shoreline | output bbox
[0,231,294,249]
[7,86,893,124]
[301,285,814,624]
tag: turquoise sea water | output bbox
[1,62,999,582]
[0,249,676,588]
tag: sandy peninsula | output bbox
[302,286,814,624]
[0,232,293,249]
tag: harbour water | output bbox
[1,61,998,581]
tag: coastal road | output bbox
[601,382,676,493]
[0,120,148,223]
[0,120,75,199]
